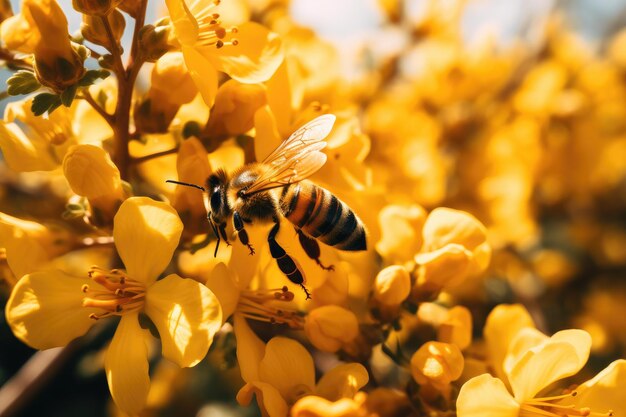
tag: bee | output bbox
[167,114,367,299]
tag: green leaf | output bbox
[6,70,41,96]
[77,69,110,87]
[31,93,62,116]
[60,84,77,107]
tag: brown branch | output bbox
[0,49,32,70]
[127,0,148,70]
[131,147,179,164]
[100,16,125,77]
[78,91,115,126]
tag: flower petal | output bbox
[503,327,547,376]
[165,0,198,46]
[507,330,591,401]
[259,337,315,402]
[145,274,222,367]
[560,359,626,416]
[484,304,535,384]
[206,22,283,83]
[182,46,219,106]
[315,363,369,401]
[236,381,288,417]
[5,271,98,350]
[234,313,265,383]
[105,313,150,415]
[113,197,183,284]
[0,122,61,171]
[204,263,240,321]
[457,374,520,417]
[254,105,282,162]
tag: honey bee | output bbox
[167,114,367,299]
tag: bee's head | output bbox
[205,170,231,224]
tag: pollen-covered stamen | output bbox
[519,391,614,417]
[238,287,304,328]
[193,1,239,49]
[82,266,146,320]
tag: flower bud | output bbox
[29,1,85,91]
[204,80,267,138]
[414,208,491,292]
[305,305,359,353]
[373,265,411,306]
[410,341,464,391]
[0,0,13,23]
[135,52,197,134]
[72,0,121,15]
[117,0,142,17]
[81,9,125,49]
[138,19,172,63]
[437,306,472,350]
[63,144,124,223]
[376,204,426,263]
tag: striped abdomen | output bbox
[280,181,367,251]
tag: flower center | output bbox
[237,286,305,328]
[195,0,239,49]
[519,391,613,417]
[82,266,146,320]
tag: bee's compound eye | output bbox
[210,191,222,212]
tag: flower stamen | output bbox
[82,266,146,320]
[238,287,303,328]
[520,391,613,417]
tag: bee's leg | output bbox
[269,221,311,300]
[218,222,231,247]
[208,214,221,258]
[233,211,255,255]
[295,228,334,271]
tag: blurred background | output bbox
[2,0,626,416]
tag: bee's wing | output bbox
[244,114,336,194]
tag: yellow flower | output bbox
[373,265,411,306]
[2,0,85,91]
[234,316,368,417]
[304,305,359,353]
[0,212,71,279]
[5,197,222,414]
[376,204,427,263]
[414,207,491,292]
[165,0,283,105]
[62,144,125,224]
[457,327,617,417]
[410,341,464,391]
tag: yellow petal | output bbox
[254,105,282,162]
[0,122,61,172]
[165,0,198,46]
[236,381,288,417]
[234,313,265,383]
[291,395,366,417]
[204,263,240,321]
[457,374,520,417]
[113,197,183,284]
[561,359,626,416]
[415,243,473,289]
[105,313,150,415]
[507,330,591,401]
[315,363,369,401]
[0,214,51,278]
[265,60,294,137]
[207,22,284,84]
[145,274,222,367]
[484,304,535,384]
[5,271,98,350]
[182,46,219,106]
[504,327,547,377]
[259,337,315,402]
[304,305,359,353]
[421,207,488,256]
[376,204,426,263]
[62,144,123,199]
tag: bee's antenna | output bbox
[166,180,206,192]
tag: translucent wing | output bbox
[244,114,336,195]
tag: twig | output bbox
[131,147,179,164]
[100,16,126,77]
[78,91,115,126]
[0,347,74,417]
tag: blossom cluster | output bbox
[0,0,625,416]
